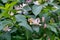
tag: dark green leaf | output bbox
[32,5,42,16]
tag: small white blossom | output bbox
[39,24,42,26]
[14,5,23,10]
[16,11,22,13]
[15,3,27,10]
[23,3,27,7]
[19,4,23,9]
[33,1,40,5]
[3,26,11,32]
[7,28,11,31]
[10,12,14,16]
[14,6,21,10]
[33,18,40,25]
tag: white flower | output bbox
[28,18,41,26]
[7,28,11,31]
[23,3,27,7]
[3,26,11,32]
[16,10,28,14]
[33,1,40,5]
[14,6,21,10]
[10,12,14,16]
[28,18,34,25]
[14,5,23,10]
[33,18,40,25]
[16,11,22,13]
[15,3,27,10]
[19,4,23,9]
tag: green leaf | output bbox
[50,35,55,40]
[10,27,17,33]
[4,33,11,40]
[32,5,42,16]
[17,0,25,3]
[0,6,5,10]
[15,15,33,32]
[0,32,11,40]
[1,0,8,3]
[25,30,32,40]
[33,38,43,40]
[55,37,60,40]
[23,5,31,11]
[32,26,39,33]
[33,39,39,40]
[15,14,26,22]
[39,37,43,40]
[48,0,54,3]
[47,25,57,34]
[19,22,33,32]
[12,35,25,40]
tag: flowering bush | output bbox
[0,0,60,40]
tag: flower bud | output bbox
[42,17,45,22]
[44,23,47,28]
[33,1,40,5]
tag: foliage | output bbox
[0,0,60,40]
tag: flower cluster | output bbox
[28,17,47,28]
